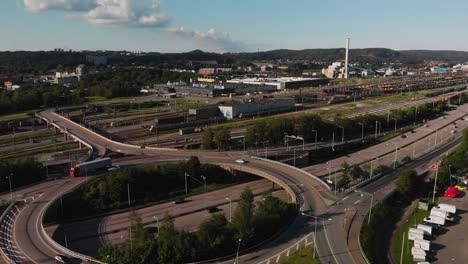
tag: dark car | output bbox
[401,134,407,138]
[173,198,186,204]
[207,207,220,213]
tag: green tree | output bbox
[231,188,255,243]
[197,214,233,257]
[215,127,231,150]
[157,214,179,264]
[202,129,214,149]
[396,170,417,197]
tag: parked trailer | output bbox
[414,239,431,251]
[70,158,112,177]
[409,228,425,241]
[417,224,433,236]
[424,216,445,226]
[430,208,454,221]
[435,203,457,214]
[411,247,426,257]
[413,253,426,263]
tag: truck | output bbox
[417,224,433,236]
[179,127,195,135]
[435,203,456,214]
[69,158,112,177]
[424,215,445,226]
[411,247,426,258]
[414,239,431,251]
[430,208,454,221]
[408,228,424,241]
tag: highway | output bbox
[1,102,465,264]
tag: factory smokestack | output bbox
[345,38,350,79]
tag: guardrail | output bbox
[251,156,332,191]
[217,162,298,204]
[0,202,17,264]
[38,179,108,264]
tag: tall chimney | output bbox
[345,38,350,79]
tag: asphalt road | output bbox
[304,104,468,179]
[3,102,464,264]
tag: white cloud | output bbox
[21,0,247,51]
[23,0,97,13]
[168,27,246,52]
[23,0,170,27]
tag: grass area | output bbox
[0,130,55,146]
[390,208,428,264]
[282,247,320,264]
[0,110,36,122]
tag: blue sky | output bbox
[1,0,467,52]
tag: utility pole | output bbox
[127,184,131,207]
[312,130,318,150]
[185,172,188,195]
[226,197,232,222]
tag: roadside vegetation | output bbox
[435,129,468,189]
[390,207,428,264]
[202,101,449,150]
[99,188,297,264]
[50,157,259,220]
[282,247,320,264]
[0,158,45,193]
[360,169,425,264]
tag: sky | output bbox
[1,0,467,53]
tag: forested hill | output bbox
[1,48,468,74]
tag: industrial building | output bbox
[218,98,295,119]
[226,77,328,90]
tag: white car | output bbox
[451,130,456,134]
[235,159,246,164]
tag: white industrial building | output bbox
[218,98,295,119]
[226,77,327,90]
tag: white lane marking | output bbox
[323,221,340,264]
[353,199,361,205]
[341,196,349,201]
[275,255,281,263]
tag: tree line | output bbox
[99,188,297,264]
[55,157,244,220]
[0,158,45,194]
[202,101,449,150]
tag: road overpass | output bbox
[3,103,465,264]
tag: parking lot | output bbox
[432,194,468,263]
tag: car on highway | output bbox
[173,198,186,204]
[235,159,247,164]
[207,207,221,213]
[451,130,456,134]
[54,255,70,263]
[401,134,407,138]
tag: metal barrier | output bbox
[0,202,17,264]
[251,156,332,191]
[39,179,108,264]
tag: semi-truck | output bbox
[408,228,424,241]
[69,158,112,177]
[435,203,456,214]
[417,224,433,236]
[424,216,445,226]
[430,208,454,221]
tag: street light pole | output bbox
[449,165,452,186]
[226,197,232,222]
[153,216,159,234]
[358,123,364,140]
[235,238,242,264]
[355,190,374,224]
[185,172,188,195]
[338,126,345,144]
[312,130,318,150]
[301,213,332,258]
[7,173,13,201]
[331,132,335,152]
[127,183,131,207]
[201,175,206,193]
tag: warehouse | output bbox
[218,98,295,119]
[226,77,328,90]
